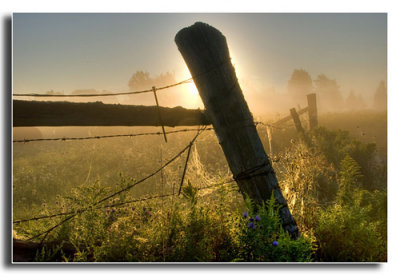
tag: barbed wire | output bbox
[14,156,278,226]
[13,178,238,225]
[24,179,239,244]
[13,58,235,99]
[13,127,214,143]
[12,121,291,226]
[21,128,205,241]
[13,79,193,98]
[14,125,295,243]
[13,122,288,143]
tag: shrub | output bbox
[315,154,386,262]
[315,202,386,262]
[311,127,382,191]
[233,197,314,262]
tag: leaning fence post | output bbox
[290,108,304,134]
[307,93,318,130]
[290,107,311,146]
[175,22,298,237]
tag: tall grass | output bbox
[13,111,387,262]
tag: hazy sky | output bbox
[13,13,387,108]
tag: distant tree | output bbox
[45,90,63,95]
[128,71,175,91]
[314,74,343,111]
[126,71,177,106]
[345,89,366,110]
[373,80,387,110]
[287,69,312,103]
[128,71,152,90]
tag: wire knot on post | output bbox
[233,161,272,181]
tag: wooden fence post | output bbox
[290,108,304,134]
[266,125,274,156]
[307,93,318,130]
[175,22,298,237]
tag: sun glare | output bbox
[178,67,203,109]
[187,82,199,97]
[178,50,244,109]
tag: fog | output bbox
[239,69,387,117]
[16,67,387,119]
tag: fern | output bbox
[337,154,363,205]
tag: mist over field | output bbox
[12,14,387,263]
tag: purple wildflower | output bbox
[272,241,278,247]
[243,212,249,218]
[255,215,261,222]
[248,222,254,229]
[132,207,136,211]
[249,217,254,222]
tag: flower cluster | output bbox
[243,212,262,229]
[242,212,278,247]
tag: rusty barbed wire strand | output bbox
[12,122,289,225]
[13,122,288,143]
[13,178,238,224]
[13,79,193,98]
[26,214,76,242]
[13,128,214,143]
[94,127,205,207]
[13,58,233,98]
[18,129,205,240]
[13,124,286,226]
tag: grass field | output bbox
[12,110,387,262]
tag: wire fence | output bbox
[12,78,193,98]
[13,178,238,225]
[12,68,298,244]
[13,122,288,143]
[13,58,232,98]
[13,120,288,243]
[13,127,214,143]
[14,126,242,243]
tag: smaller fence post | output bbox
[290,108,304,134]
[266,125,274,156]
[152,86,168,142]
[307,93,318,130]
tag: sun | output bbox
[178,52,243,109]
[178,67,203,108]
[187,82,199,97]
[183,81,201,108]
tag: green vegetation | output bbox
[13,110,387,262]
